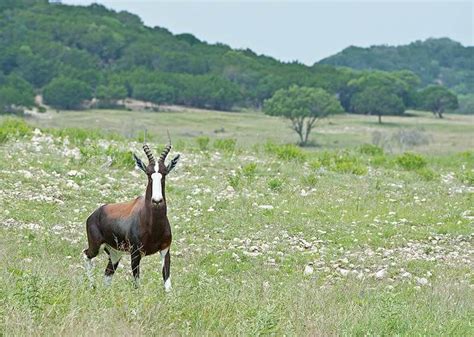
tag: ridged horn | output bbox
[159,143,172,163]
[143,144,155,164]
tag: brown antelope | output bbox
[83,142,180,292]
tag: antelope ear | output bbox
[166,154,180,174]
[133,153,146,173]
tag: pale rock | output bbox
[339,268,350,277]
[67,170,78,177]
[416,277,429,286]
[375,269,387,280]
[258,205,274,210]
[304,265,314,276]
[401,271,412,278]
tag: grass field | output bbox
[1,109,473,335]
[24,107,474,154]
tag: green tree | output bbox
[456,94,474,115]
[132,83,174,105]
[264,85,343,146]
[0,74,35,114]
[351,87,405,123]
[419,85,459,118]
[43,77,92,110]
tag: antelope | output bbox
[82,142,180,292]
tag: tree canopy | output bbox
[320,38,474,95]
[43,77,92,110]
[418,85,459,118]
[264,86,343,146]
[351,87,405,123]
[0,1,464,115]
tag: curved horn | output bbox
[159,143,172,163]
[143,144,155,164]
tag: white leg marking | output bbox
[106,244,122,264]
[164,277,172,292]
[160,248,171,292]
[160,247,169,272]
[82,251,94,283]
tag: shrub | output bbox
[196,136,210,151]
[264,142,306,162]
[106,148,134,169]
[359,144,384,156]
[396,152,427,170]
[43,77,92,110]
[333,154,367,175]
[457,170,474,186]
[214,138,236,153]
[242,163,257,179]
[416,167,438,181]
[371,155,387,167]
[0,118,32,143]
[268,178,284,191]
[301,173,318,186]
[314,151,367,175]
[227,173,241,190]
[392,129,430,148]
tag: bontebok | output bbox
[83,142,180,292]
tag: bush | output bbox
[264,142,306,162]
[196,136,210,151]
[416,167,438,181]
[43,77,92,110]
[457,170,474,186]
[0,118,32,143]
[456,94,474,114]
[396,152,427,170]
[371,155,388,167]
[242,163,257,179]
[105,148,134,169]
[227,173,241,190]
[268,178,284,191]
[392,129,430,148]
[313,151,367,175]
[332,154,367,175]
[214,138,236,153]
[359,144,384,156]
[301,173,318,186]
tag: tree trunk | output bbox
[297,130,305,146]
[438,111,443,118]
[378,114,382,124]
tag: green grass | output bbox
[1,111,473,335]
[13,108,474,154]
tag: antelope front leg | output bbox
[160,247,171,292]
[131,247,141,288]
[104,246,122,287]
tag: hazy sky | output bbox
[62,1,473,65]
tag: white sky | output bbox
[62,1,474,65]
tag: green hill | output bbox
[0,0,470,114]
[319,38,474,95]
[0,0,354,111]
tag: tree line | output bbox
[0,0,465,119]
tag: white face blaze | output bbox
[151,162,163,203]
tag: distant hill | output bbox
[0,1,470,114]
[0,0,355,111]
[319,38,474,94]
